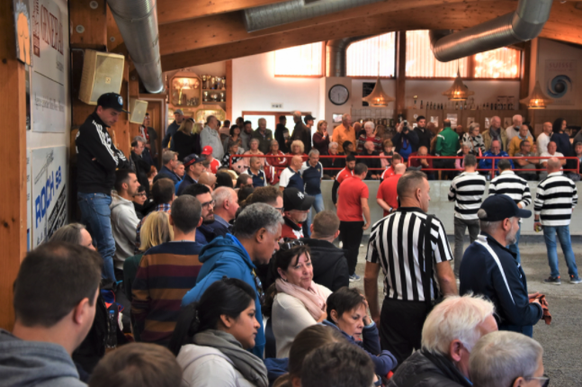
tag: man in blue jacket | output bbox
[459,195,543,337]
[182,203,283,357]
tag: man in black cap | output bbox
[76,92,130,282]
[459,195,543,338]
[177,153,206,196]
[281,187,315,240]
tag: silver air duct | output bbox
[244,0,383,33]
[108,0,164,93]
[326,36,373,77]
[429,0,553,63]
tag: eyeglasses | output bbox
[279,240,304,251]
[274,206,284,214]
[201,199,215,208]
[251,269,265,305]
[514,375,549,387]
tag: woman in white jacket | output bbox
[168,278,269,387]
[264,241,332,358]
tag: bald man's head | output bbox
[397,171,427,200]
[198,172,217,191]
[395,164,407,175]
[547,157,562,172]
[291,155,303,170]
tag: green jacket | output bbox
[436,127,459,156]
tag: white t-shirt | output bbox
[540,151,563,164]
[537,133,551,156]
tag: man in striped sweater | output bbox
[448,154,487,276]
[488,159,532,263]
[132,195,205,345]
[534,158,581,284]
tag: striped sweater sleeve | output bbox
[520,184,532,207]
[534,181,545,216]
[131,255,152,324]
[573,183,578,208]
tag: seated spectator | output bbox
[171,118,201,161]
[174,161,184,180]
[301,342,375,387]
[379,139,394,169]
[266,242,332,358]
[245,185,284,211]
[208,186,238,237]
[236,173,253,189]
[461,123,485,156]
[266,139,288,169]
[409,145,435,180]
[313,120,331,155]
[246,156,268,187]
[156,150,180,185]
[111,169,141,277]
[539,141,565,180]
[279,155,304,192]
[273,325,346,387]
[198,171,217,192]
[324,287,398,377]
[287,140,308,163]
[388,295,497,387]
[281,187,314,240]
[170,278,269,387]
[181,184,217,245]
[132,196,204,345]
[508,124,535,157]
[356,121,382,154]
[215,170,234,188]
[571,141,582,181]
[238,186,255,204]
[202,145,221,173]
[136,177,174,251]
[358,141,382,179]
[479,139,514,176]
[392,121,419,161]
[341,140,355,157]
[88,343,182,387]
[244,138,265,167]
[380,153,403,181]
[321,141,345,178]
[377,164,406,216]
[177,154,205,196]
[50,222,95,250]
[301,210,349,292]
[0,243,101,386]
[469,331,546,387]
[222,141,246,175]
[147,166,158,191]
[131,186,151,220]
[455,143,472,170]
[513,139,539,181]
[181,203,284,358]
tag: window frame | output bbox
[346,33,397,79]
[274,42,326,79]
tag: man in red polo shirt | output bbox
[381,153,403,181]
[332,153,356,205]
[377,164,406,217]
[337,163,371,282]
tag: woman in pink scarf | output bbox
[265,241,332,358]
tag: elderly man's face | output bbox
[343,115,352,126]
[491,117,500,129]
[456,314,498,379]
[418,147,428,156]
[519,125,529,138]
[258,119,266,130]
[329,145,338,155]
[513,116,523,128]
[292,157,303,170]
[133,141,144,155]
[364,142,374,153]
[491,141,501,154]
[521,141,532,154]
[548,142,557,154]
[250,159,262,172]
[308,154,319,167]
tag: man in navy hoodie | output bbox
[182,203,283,357]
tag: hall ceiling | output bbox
[107,0,582,71]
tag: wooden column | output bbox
[0,0,28,330]
[226,60,233,121]
[395,31,406,115]
[519,41,532,110]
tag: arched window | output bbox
[346,33,396,77]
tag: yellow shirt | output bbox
[508,135,534,157]
[332,123,356,153]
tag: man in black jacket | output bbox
[291,110,312,154]
[414,116,434,150]
[388,295,497,387]
[301,210,349,292]
[76,93,130,282]
[130,136,152,196]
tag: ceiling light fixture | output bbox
[442,68,474,101]
[519,80,553,109]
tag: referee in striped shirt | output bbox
[365,171,457,364]
[534,157,581,284]
[448,154,487,276]
[488,159,532,263]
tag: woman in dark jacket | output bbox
[551,118,574,170]
[171,118,201,161]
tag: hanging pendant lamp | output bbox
[519,81,552,109]
[442,69,474,101]
[362,75,395,107]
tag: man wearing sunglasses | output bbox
[281,187,315,241]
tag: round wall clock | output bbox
[329,84,350,106]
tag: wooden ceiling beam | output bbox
[157,0,289,25]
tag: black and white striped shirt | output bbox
[366,208,453,302]
[448,171,487,220]
[534,172,578,226]
[489,170,532,207]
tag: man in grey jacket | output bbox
[200,115,224,160]
[0,242,102,386]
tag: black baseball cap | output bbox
[97,92,129,113]
[304,114,316,124]
[283,188,315,211]
[184,153,203,168]
[479,195,531,221]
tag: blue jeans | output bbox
[78,192,116,282]
[542,225,579,278]
[507,223,521,264]
[305,193,325,238]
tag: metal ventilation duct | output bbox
[108,0,164,94]
[429,0,553,63]
[326,36,373,77]
[244,0,383,33]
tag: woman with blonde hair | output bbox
[286,140,308,165]
[312,120,330,155]
[171,117,201,161]
[380,139,394,169]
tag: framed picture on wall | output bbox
[332,114,343,123]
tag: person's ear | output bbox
[169,215,175,226]
[277,267,286,281]
[197,217,203,228]
[330,309,339,324]
[309,224,314,234]
[73,288,98,326]
[291,376,302,387]
[512,376,526,387]
[334,229,340,240]
[256,228,266,244]
[449,339,463,362]
[219,314,234,329]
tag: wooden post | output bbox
[0,0,28,330]
[395,31,406,115]
[226,60,233,121]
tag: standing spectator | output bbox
[181,203,284,358]
[281,188,314,240]
[171,118,201,161]
[365,171,457,364]
[132,196,204,345]
[534,158,581,284]
[240,121,253,152]
[379,139,394,169]
[461,122,485,156]
[157,150,180,185]
[482,116,508,151]
[435,119,459,179]
[551,117,574,171]
[331,153,356,205]
[332,114,356,154]
[337,163,371,282]
[252,118,274,154]
[162,109,184,149]
[513,140,539,181]
[291,111,312,154]
[377,164,406,217]
[246,156,268,188]
[312,120,330,155]
[301,150,325,233]
[356,121,382,154]
[409,146,435,180]
[460,195,543,336]
[392,121,419,161]
[177,154,205,196]
[275,115,290,153]
[200,115,224,161]
[488,159,532,263]
[227,124,242,150]
[201,145,221,173]
[448,154,487,277]
[139,113,158,166]
[479,140,514,177]
[414,115,434,150]
[130,136,152,196]
[536,121,553,155]
[321,142,345,178]
[181,184,217,246]
[302,211,350,292]
[111,170,140,277]
[218,119,231,141]
[505,114,531,141]
[209,187,239,237]
[305,115,316,148]
[76,92,130,282]
[359,141,382,180]
[279,155,305,192]
[508,124,534,157]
